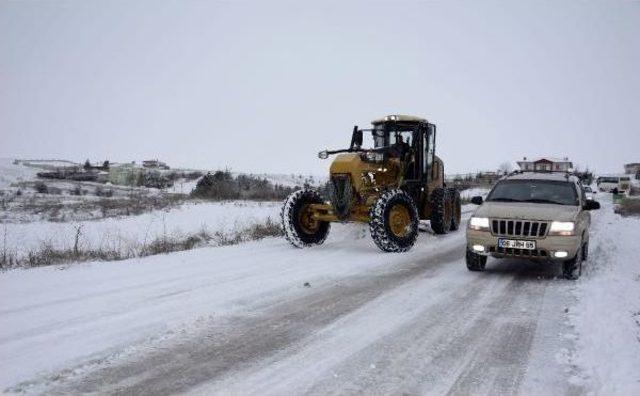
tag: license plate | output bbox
[498,239,536,250]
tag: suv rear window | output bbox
[487,180,579,206]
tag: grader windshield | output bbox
[371,125,414,148]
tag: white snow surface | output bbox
[568,194,640,394]
[0,195,639,394]
[0,221,465,390]
[0,158,39,189]
[1,201,281,259]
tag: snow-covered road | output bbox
[1,196,639,395]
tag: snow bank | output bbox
[460,187,490,199]
[569,194,640,394]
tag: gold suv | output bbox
[466,172,600,279]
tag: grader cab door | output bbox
[398,126,423,200]
[422,123,436,185]
[419,123,440,218]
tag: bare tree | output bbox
[498,162,513,175]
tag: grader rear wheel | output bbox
[449,188,462,231]
[369,189,419,252]
[430,188,452,234]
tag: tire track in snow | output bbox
[218,260,555,396]
[38,239,467,395]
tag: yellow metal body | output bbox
[310,153,445,224]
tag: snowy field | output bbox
[1,200,281,260]
[0,159,40,190]
[0,194,638,394]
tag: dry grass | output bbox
[615,198,640,217]
[25,245,124,268]
[140,217,282,256]
[1,192,186,222]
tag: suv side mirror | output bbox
[350,125,363,149]
[471,196,483,205]
[584,200,600,210]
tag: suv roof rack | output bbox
[502,169,578,181]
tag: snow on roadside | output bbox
[0,216,469,391]
[1,201,281,260]
[459,187,490,200]
[568,194,640,394]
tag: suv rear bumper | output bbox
[466,229,580,261]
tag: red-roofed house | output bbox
[517,157,573,172]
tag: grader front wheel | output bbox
[369,189,419,252]
[281,189,330,248]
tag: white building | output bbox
[517,157,573,172]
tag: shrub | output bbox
[70,185,82,196]
[192,170,238,200]
[139,171,173,189]
[616,198,640,217]
[34,182,48,194]
[95,186,114,197]
[192,171,299,201]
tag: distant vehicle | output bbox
[142,160,170,170]
[597,176,631,194]
[466,172,600,280]
[583,185,596,200]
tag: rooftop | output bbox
[517,157,572,163]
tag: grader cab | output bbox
[281,115,461,252]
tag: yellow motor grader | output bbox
[281,115,461,252]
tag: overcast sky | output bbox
[1,1,638,175]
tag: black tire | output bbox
[582,240,589,261]
[369,189,419,252]
[466,249,487,271]
[448,188,462,231]
[281,189,330,248]
[563,242,583,280]
[430,188,452,234]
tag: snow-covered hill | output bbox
[0,158,40,190]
